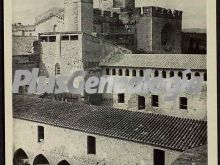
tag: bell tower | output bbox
[64,0,93,33]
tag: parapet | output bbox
[93,8,120,24]
[94,9,102,16]
[131,6,182,19]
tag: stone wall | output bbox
[136,16,152,53]
[13,118,181,165]
[33,3,188,55]
[152,17,182,54]
[39,33,83,76]
[134,7,182,53]
[101,67,207,120]
[39,32,131,77]
[61,35,83,75]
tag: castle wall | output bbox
[152,17,182,54]
[133,7,182,54]
[13,118,181,165]
[93,9,122,34]
[34,4,187,55]
[136,16,153,53]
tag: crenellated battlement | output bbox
[93,9,120,24]
[130,6,182,19]
[94,9,102,16]
[94,9,120,18]
[103,11,111,17]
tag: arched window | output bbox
[58,160,70,165]
[139,70,144,77]
[14,149,29,165]
[112,68,116,75]
[125,69,129,76]
[33,154,49,165]
[170,71,174,77]
[119,69,123,76]
[53,25,57,32]
[106,68,110,75]
[132,70,136,76]
[154,70,159,77]
[195,72,200,77]
[204,72,207,81]
[55,63,61,75]
[186,73,191,80]
[178,71,183,79]
[162,71,166,78]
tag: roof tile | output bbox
[100,54,207,70]
[13,95,207,151]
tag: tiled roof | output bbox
[100,54,207,70]
[13,95,207,151]
[172,145,207,165]
[12,36,37,56]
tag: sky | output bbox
[13,0,206,29]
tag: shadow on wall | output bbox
[181,32,207,54]
[36,42,50,77]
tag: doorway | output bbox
[138,96,145,110]
[154,149,165,165]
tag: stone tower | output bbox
[64,0,93,33]
[134,6,182,54]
